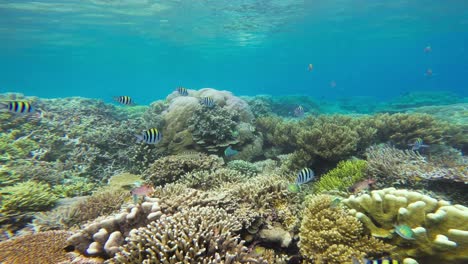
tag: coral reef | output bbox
[112,206,257,263]
[344,188,468,263]
[66,196,165,257]
[0,230,72,263]
[179,168,249,190]
[155,88,258,155]
[0,181,58,232]
[313,159,367,193]
[32,188,129,232]
[227,160,260,176]
[299,195,394,263]
[366,144,468,186]
[144,152,224,186]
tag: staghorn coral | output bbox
[179,168,249,190]
[0,181,58,231]
[299,195,394,264]
[313,159,367,193]
[344,188,468,263]
[66,196,165,258]
[144,152,224,186]
[366,144,468,185]
[111,206,257,263]
[0,230,72,263]
[227,160,261,176]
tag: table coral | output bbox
[299,195,393,264]
[0,230,72,263]
[343,188,468,263]
[111,206,251,263]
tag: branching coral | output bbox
[179,168,248,190]
[112,206,255,263]
[299,195,394,263]
[227,160,260,176]
[144,152,224,186]
[0,181,58,231]
[344,188,468,263]
[0,230,72,263]
[313,159,367,193]
[366,144,468,185]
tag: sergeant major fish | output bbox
[296,168,315,185]
[0,101,42,117]
[177,87,189,96]
[135,128,162,144]
[408,138,429,151]
[353,257,401,264]
[113,96,134,105]
[200,96,215,108]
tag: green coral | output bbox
[314,159,367,193]
[227,160,260,176]
[0,181,58,231]
[52,176,96,198]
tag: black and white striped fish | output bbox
[200,96,215,108]
[177,87,188,96]
[135,128,162,144]
[113,96,134,105]
[0,101,41,116]
[296,168,314,185]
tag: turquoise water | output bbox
[1,0,467,103]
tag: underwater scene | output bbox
[0,1,468,264]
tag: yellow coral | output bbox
[344,188,468,263]
[299,195,393,263]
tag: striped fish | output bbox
[135,128,162,144]
[200,96,215,108]
[113,96,134,105]
[177,87,189,96]
[353,257,400,264]
[296,168,314,185]
[0,101,37,115]
[409,138,429,151]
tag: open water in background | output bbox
[0,0,467,104]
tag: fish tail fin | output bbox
[135,134,143,143]
[0,102,8,110]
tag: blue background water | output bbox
[0,0,467,105]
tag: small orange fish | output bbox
[131,184,155,197]
[349,179,376,193]
[308,63,313,71]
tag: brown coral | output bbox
[299,195,393,263]
[111,206,251,263]
[0,230,72,263]
[144,152,224,186]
